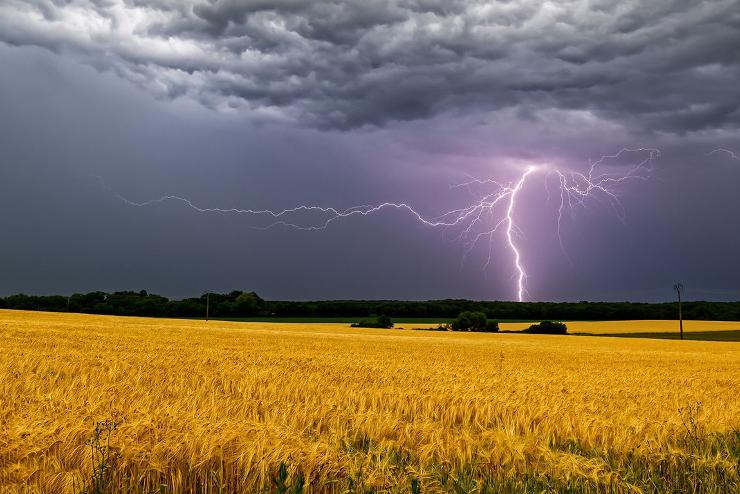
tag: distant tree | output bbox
[451,311,492,332]
[5,294,33,310]
[484,320,500,332]
[524,321,568,334]
[233,291,264,316]
[351,315,394,329]
[376,314,393,329]
[3,290,740,323]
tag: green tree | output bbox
[451,311,488,331]
[524,321,568,334]
[376,314,393,329]
[233,291,264,316]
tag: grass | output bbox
[501,319,740,334]
[591,329,740,342]
[193,316,457,324]
[190,316,540,324]
[187,318,740,341]
[1,310,738,493]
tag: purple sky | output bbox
[1,1,739,301]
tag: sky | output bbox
[1,0,739,302]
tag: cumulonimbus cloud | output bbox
[1,0,739,130]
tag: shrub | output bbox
[451,312,498,332]
[524,321,568,334]
[351,315,394,329]
[485,320,500,332]
[376,314,393,329]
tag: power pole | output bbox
[674,283,684,340]
[205,291,210,322]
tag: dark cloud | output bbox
[1,4,739,302]
[1,0,738,130]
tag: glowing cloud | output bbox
[103,148,660,301]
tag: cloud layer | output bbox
[1,2,740,301]
[2,0,739,130]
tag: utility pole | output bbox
[205,291,210,322]
[674,283,684,340]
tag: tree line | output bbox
[1,290,740,321]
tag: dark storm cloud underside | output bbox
[1,2,740,302]
[2,0,739,130]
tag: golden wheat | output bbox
[500,319,740,334]
[0,310,738,493]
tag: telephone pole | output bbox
[205,291,210,322]
[673,283,684,340]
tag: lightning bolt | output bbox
[100,148,660,301]
[506,166,537,302]
[707,148,740,161]
[552,148,658,261]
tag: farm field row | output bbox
[500,319,740,334]
[0,310,738,493]
[197,316,740,336]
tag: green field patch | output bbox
[582,330,740,342]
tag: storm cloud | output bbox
[2,0,739,130]
[1,1,739,302]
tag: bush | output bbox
[485,320,500,332]
[450,311,498,332]
[424,325,451,331]
[376,314,393,328]
[524,321,568,334]
[451,311,485,331]
[351,314,394,329]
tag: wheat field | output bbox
[0,310,738,493]
[499,319,740,334]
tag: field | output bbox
[202,318,740,341]
[0,310,738,493]
[500,319,740,334]
[500,320,740,341]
